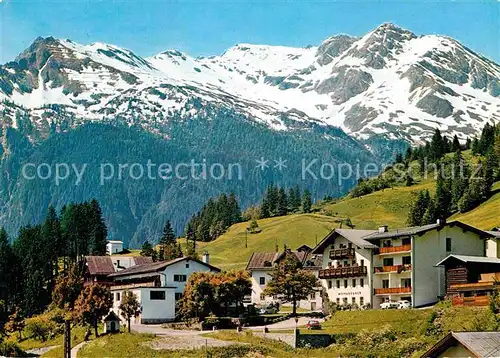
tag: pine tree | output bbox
[405,147,413,163]
[140,240,155,258]
[435,172,452,219]
[451,150,470,210]
[422,198,438,225]
[228,193,242,224]
[465,138,472,150]
[302,189,312,213]
[288,186,301,213]
[88,200,108,256]
[277,188,288,217]
[430,128,445,161]
[267,184,279,216]
[161,220,176,245]
[40,206,62,297]
[260,196,271,218]
[451,135,461,152]
[407,190,431,226]
[478,122,495,155]
[159,220,176,261]
[471,137,480,155]
[0,228,15,314]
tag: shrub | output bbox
[0,341,26,357]
[25,315,58,342]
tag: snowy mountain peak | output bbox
[1,25,499,144]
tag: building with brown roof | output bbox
[83,255,153,286]
[246,248,323,311]
[436,255,500,306]
[109,253,220,324]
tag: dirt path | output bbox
[25,345,60,356]
[132,324,242,350]
[70,341,88,358]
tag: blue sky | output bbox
[0,0,499,64]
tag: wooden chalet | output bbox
[436,255,500,306]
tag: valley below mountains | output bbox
[0,23,498,246]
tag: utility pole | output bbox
[63,320,71,358]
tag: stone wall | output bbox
[295,330,333,348]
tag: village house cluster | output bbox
[88,219,500,326]
[247,220,500,310]
[83,252,219,324]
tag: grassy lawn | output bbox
[314,308,431,335]
[78,331,281,358]
[452,181,500,230]
[71,305,498,358]
[78,333,164,358]
[279,306,310,314]
[3,325,93,357]
[187,214,339,270]
[112,249,141,257]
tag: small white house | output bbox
[246,248,324,311]
[108,255,220,323]
[106,240,124,255]
[103,311,121,334]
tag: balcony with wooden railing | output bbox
[329,247,355,260]
[374,286,411,295]
[376,244,412,255]
[450,282,496,291]
[374,264,412,274]
[452,295,490,306]
[319,265,368,279]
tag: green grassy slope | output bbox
[319,180,435,229]
[193,214,339,270]
[193,178,498,270]
[452,181,500,230]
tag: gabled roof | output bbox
[246,249,323,271]
[246,252,280,270]
[104,311,120,322]
[422,331,500,358]
[85,256,154,275]
[85,256,116,275]
[487,231,500,238]
[108,256,220,278]
[133,256,154,265]
[363,223,441,240]
[435,254,500,267]
[312,221,492,255]
[311,228,378,254]
[296,244,313,252]
[364,221,492,240]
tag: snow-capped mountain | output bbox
[1,23,499,143]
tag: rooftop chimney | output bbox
[202,251,210,264]
[378,225,388,233]
[437,218,446,226]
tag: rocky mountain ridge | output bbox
[1,23,499,144]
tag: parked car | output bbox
[380,300,399,309]
[259,304,279,315]
[398,300,411,309]
[305,320,322,330]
